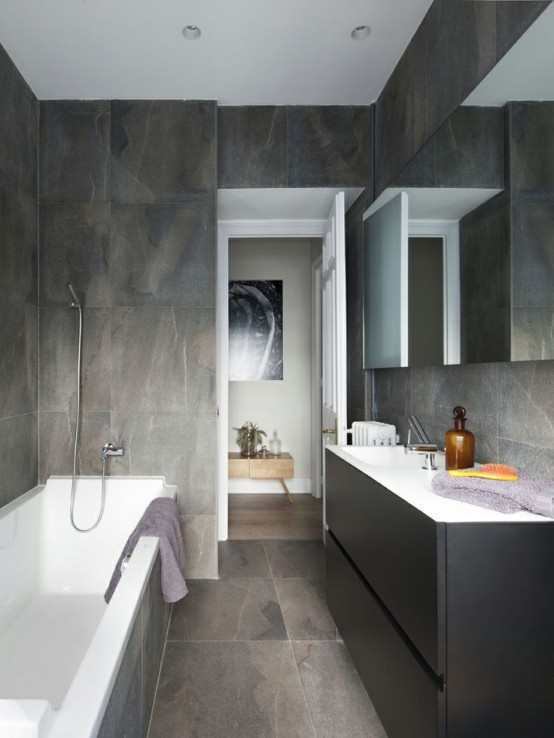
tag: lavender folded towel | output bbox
[431,471,554,517]
[104,497,188,604]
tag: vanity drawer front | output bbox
[326,451,444,675]
[326,533,441,738]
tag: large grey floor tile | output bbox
[168,579,287,642]
[264,540,325,579]
[149,641,316,738]
[274,579,336,641]
[292,642,388,738]
[218,540,271,578]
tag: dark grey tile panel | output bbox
[218,106,287,188]
[169,579,287,641]
[346,192,369,417]
[0,413,38,508]
[373,368,410,419]
[97,608,143,738]
[264,540,325,579]
[498,361,554,451]
[423,1,497,146]
[39,203,110,308]
[498,437,554,482]
[0,302,37,417]
[393,136,436,188]
[508,102,554,193]
[0,44,38,191]
[461,310,511,365]
[39,100,110,204]
[111,307,215,414]
[293,641,388,738]
[434,106,504,189]
[39,307,110,414]
[110,412,216,516]
[0,171,37,304]
[148,642,315,738]
[111,100,217,203]
[110,202,215,307]
[218,540,271,579]
[460,193,511,317]
[375,25,429,195]
[288,106,370,187]
[511,197,554,308]
[274,579,336,641]
[142,556,171,738]
[512,308,554,362]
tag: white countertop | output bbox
[328,445,552,524]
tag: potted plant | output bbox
[233,421,267,457]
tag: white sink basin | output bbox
[338,444,445,469]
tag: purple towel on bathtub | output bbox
[104,497,188,604]
[432,471,554,517]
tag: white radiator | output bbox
[350,421,397,446]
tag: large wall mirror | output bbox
[364,2,554,368]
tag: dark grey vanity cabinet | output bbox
[325,450,554,738]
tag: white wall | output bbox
[228,237,319,494]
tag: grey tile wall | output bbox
[394,106,504,189]
[374,0,550,195]
[372,359,554,481]
[218,105,371,189]
[38,99,218,577]
[0,44,38,508]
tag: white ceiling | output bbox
[0,0,434,104]
[218,188,364,221]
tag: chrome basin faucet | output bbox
[101,442,124,460]
[405,416,439,470]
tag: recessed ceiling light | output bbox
[351,25,371,41]
[182,25,201,40]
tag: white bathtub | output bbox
[0,476,177,738]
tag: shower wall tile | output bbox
[39,203,110,307]
[498,438,554,481]
[180,514,217,579]
[111,100,217,203]
[110,202,215,307]
[511,198,554,307]
[218,106,287,188]
[110,412,216,516]
[39,411,111,481]
[0,302,37,417]
[287,106,370,187]
[0,413,38,507]
[111,307,215,414]
[39,308,111,414]
[0,172,37,305]
[39,100,110,204]
[498,361,554,451]
[0,44,38,192]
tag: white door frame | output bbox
[311,255,323,499]
[217,219,327,542]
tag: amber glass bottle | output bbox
[444,406,475,470]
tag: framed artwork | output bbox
[229,280,283,380]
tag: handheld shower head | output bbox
[67,283,81,309]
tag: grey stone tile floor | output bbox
[148,539,388,738]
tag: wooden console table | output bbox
[228,452,294,503]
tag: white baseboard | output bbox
[228,477,312,494]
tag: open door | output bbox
[320,192,346,527]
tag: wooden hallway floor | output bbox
[228,493,323,540]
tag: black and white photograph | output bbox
[228,280,283,381]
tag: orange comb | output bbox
[448,463,518,481]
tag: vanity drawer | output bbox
[325,450,444,676]
[326,533,442,738]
